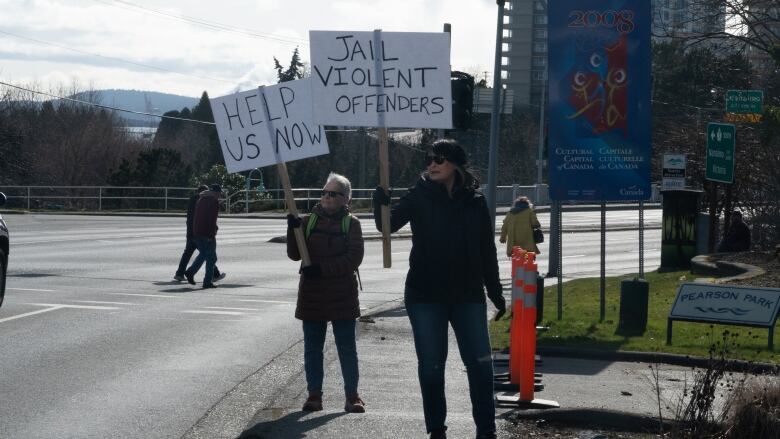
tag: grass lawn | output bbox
[489,270,780,363]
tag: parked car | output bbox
[0,192,7,307]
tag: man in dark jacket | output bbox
[184,184,222,289]
[717,210,751,252]
[174,185,224,282]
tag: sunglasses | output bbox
[321,190,344,198]
[424,155,447,166]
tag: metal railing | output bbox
[0,184,661,214]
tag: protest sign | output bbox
[210,78,329,174]
[309,30,452,267]
[210,79,328,265]
[309,30,452,129]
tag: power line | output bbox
[0,80,362,133]
[92,0,309,46]
[0,80,215,124]
[0,28,240,85]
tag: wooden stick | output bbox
[378,127,392,268]
[277,161,311,266]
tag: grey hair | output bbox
[325,172,352,201]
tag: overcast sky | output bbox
[0,0,498,99]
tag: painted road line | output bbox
[238,299,296,304]
[204,307,260,311]
[0,306,63,324]
[106,293,180,299]
[182,310,245,316]
[0,303,122,324]
[26,303,121,310]
[72,300,141,306]
[562,254,588,259]
[7,287,57,292]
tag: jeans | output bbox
[176,237,220,277]
[406,302,496,435]
[186,237,217,286]
[302,319,359,396]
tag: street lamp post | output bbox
[245,168,262,214]
[486,0,506,229]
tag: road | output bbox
[0,212,661,438]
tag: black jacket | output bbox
[373,178,503,305]
[185,194,198,238]
[718,220,751,252]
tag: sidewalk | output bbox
[231,303,695,439]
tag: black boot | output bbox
[429,426,447,439]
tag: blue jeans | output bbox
[302,319,359,396]
[176,237,220,277]
[406,302,496,435]
[186,237,217,286]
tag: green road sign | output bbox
[726,90,763,114]
[706,123,735,184]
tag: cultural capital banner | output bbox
[547,1,651,201]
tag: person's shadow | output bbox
[238,410,346,439]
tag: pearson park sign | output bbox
[667,283,780,349]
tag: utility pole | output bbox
[486,0,506,229]
[535,72,546,204]
[438,23,451,140]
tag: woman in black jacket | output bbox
[373,139,505,439]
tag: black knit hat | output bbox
[430,139,468,167]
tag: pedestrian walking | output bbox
[287,173,366,414]
[373,139,505,439]
[174,185,224,282]
[499,196,541,257]
[184,184,222,289]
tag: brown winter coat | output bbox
[287,205,364,321]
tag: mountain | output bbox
[74,89,201,127]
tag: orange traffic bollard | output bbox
[509,247,525,385]
[519,253,538,401]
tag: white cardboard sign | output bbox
[210,78,329,173]
[309,30,453,129]
[670,283,780,326]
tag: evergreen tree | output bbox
[274,47,305,83]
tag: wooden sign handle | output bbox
[378,127,392,268]
[277,161,311,266]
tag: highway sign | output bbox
[726,90,763,114]
[706,123,735,184]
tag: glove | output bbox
[287,214,302,229]
[301,264,322,279]
[489,291,506,321]
[372,186,391,206]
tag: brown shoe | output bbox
[302,392,323,411]
[344,393,365,413]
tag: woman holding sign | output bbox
[287,173,366,413]
[373,140,505,439]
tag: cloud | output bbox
[0,0,497,94]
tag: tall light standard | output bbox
[486,0,506,229]
[245,168,263,213]
[535,69,547,204]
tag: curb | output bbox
[267,224,662,243]
[533,346,779,374]
[502,408,674,433]
[690,254,767,283]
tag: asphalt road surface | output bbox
[0,212,661,438]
